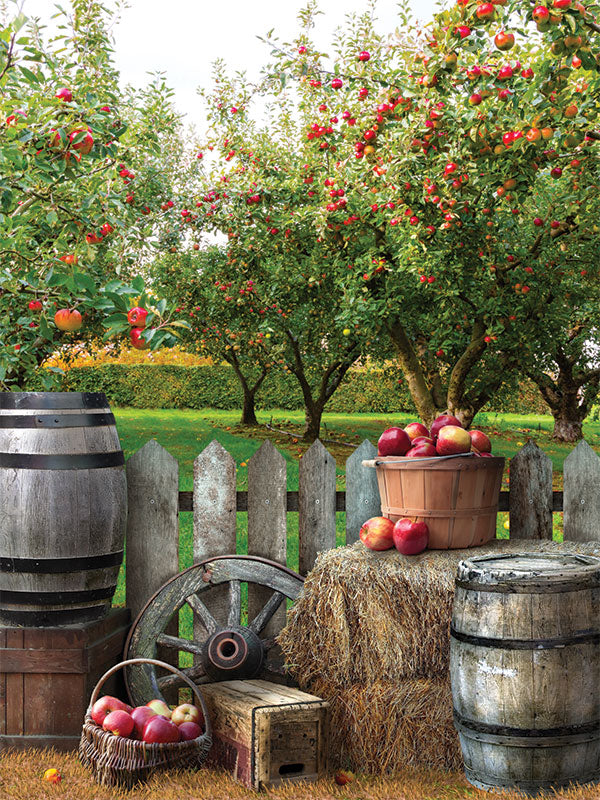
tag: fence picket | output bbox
[563,440,600,543]
[125,440,179,699]
[193,440,237,633]
[345,439,380,544]
[247,440,287,635]
[298,440,337,575]
[508,441,553,540]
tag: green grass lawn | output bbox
[111,407,600,610]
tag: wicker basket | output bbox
[363,453,505,550]
[79,657,212,788]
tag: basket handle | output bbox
[362,452,476,467]
[87,657,212,739]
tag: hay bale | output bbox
[279,538,600,689]
[310,678,462,774]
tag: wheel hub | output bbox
[202,625,265,680]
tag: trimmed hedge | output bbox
[51,363,549,415]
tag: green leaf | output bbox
[74,272,97,294]
[46,211,58,226]
[18,65,39,83]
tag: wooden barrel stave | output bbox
[450,552,600,794]
[0,393,126,626]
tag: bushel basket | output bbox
[363,453,505,549]
[79,658,212,788]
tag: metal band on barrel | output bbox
[0,451,124,469]
[0,551,124,573]
[0,413,116,429]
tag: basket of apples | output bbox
[79,658,212,788]
[361,415,504,550]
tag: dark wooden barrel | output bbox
[450,552,600,795]
[0,392,127,626]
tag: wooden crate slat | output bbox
[298,440,337,576]
[345,439,380,544]
[247,441,287,635]
[193,440,237,632]
[563,440,600,543]
[508,441,553,540]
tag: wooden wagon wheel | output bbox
[124,555,304,707]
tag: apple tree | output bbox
[225,0,600,434]
[0,0,188,389]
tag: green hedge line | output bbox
[50,363,549,416]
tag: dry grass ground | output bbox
[1,750,599,800]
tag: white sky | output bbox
[21,0,438,127]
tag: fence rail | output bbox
[124,437,600,622]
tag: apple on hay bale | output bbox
[359,516,395,550]
[393,519,429,555]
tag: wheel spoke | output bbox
[248,590,285,635]
[157,663,208,691]
[227,580,242,627]
[157,633,205,656]
[186,593,219,635]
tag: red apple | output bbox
[393,519,429,555]
[178,721,202,741]
[494,31,515,50]
[127,306,148,328]
[171,703,202,727]
[69,126,93,155]
[130,327,149,350]
[406,443,438,457]
[475,2,495,19]
[359,516,395,551]
[55,87,72,102]
[54,308,82,332]
[142,716,180,743]
[91,695,133,726]
[102,709,134,737]
[533,5,550,22]
[378,427,411,456]
[130,706,157,739]
[411,436,434,446]
[430,414,462,439]
[404,422,430,441]
[334,770,355,786]
[477,452,493,457]
[469,430,492,453]
[28,300,42,311]
[436,425,472,455]
[146,699,172,718]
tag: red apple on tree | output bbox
[102,709,134,737]
[494,31,515,51]
[55,86,72,102]
[130,327,149,350]
[469,430,492,453]
[377,427,411,456]
[393,519,429,555]
[127,306,148,327]
[436,425,472,455]
[91,695,133,726]
[359,516,395,550]
[142,716,180,743]
[69,126,94,155]
[54,308,82,331]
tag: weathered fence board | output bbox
[564,440,600,542]
[508,441,553,540]
[345,439,380,544]
[193,441,237,634]
[298,440,337,575]
[247,441,287,635]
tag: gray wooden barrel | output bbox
[450,552,600,795]
[0,392,127,626]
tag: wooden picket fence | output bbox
[124,437,600,620]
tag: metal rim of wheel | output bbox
[123,555,304,707]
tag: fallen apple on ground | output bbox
[359,516,395,550]
[334,769,355,785]
[393,519,429,555]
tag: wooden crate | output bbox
[200,679,329,790]
[0,607,130,751]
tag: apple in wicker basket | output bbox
[178,721,202,741]
[102,709,134,737]
[142,715,181,743]
[131,705,158,738]
[359,516,395,550]
[171,703,203,727]
[91,695,133,726]
[146,698,172,718]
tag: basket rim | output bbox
[366,454,505,470]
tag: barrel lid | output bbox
[0,392,109,410]
[457,551,600,588]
